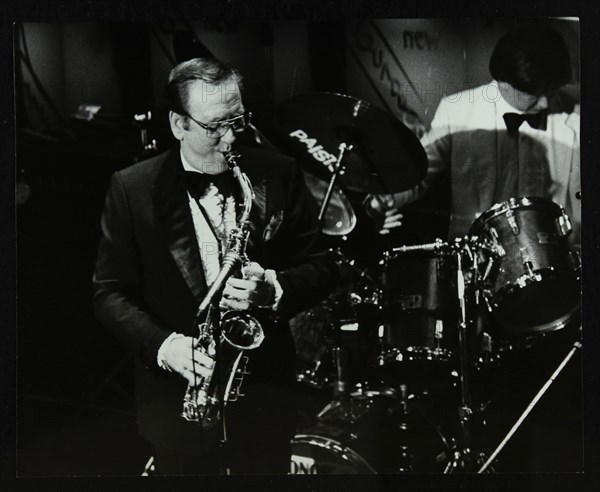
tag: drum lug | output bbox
[523,260,535,277]
[519,246,533,265]
[434,320,444,341]
[569,250,581,271]
[556,212,572,237]
[482,291,494,312]
[505,209,520,235]
[481,257,495,282]
[488,227,506,257]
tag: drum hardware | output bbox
[505,208,519,235]
[487,227,506,257]
[315,346,372,424]
[443,237,487,473]
[478,336,582,473]
[556,213,572,237]
[317,142,353,229]
[569,250,581,270]
[390,239,447,254]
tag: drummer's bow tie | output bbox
[503,111,547,135]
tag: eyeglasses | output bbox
[183,111,252,139]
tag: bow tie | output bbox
[503,111,547,134]
[185,170,235,201]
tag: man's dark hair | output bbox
[166,57,243,114]
[489,24,572,96]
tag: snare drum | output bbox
[470,197,580,336]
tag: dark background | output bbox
[2,2,599,489]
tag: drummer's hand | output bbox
[162,336,215,385]
[220,262,275,311]
[365,194,403,234]
[378,208,404,235]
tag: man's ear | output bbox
[169,111,187,140]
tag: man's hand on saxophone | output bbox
[220,261,276,311]
[161,336,215,385]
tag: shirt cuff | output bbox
[264,269,283,311]
[157,332,185,371]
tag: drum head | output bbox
[291,434,376,474]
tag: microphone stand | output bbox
[478,337,582,473]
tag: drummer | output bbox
[372,23,580,247]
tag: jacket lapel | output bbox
[153,148,207,300]
[548,93,579,207]
[237,150,268,256]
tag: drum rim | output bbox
[291,433,377,473]
[492,268,580,300]
[492,301,580,335]
[490,269,581,334]
[378,345,453,363]
[470,196,566,233]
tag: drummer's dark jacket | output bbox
[92,144,340,449]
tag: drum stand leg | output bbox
[444,243,489,473]
[317,345,358,421]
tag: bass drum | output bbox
[290,394,452,474]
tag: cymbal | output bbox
[275,92,427,194]
[302,170,356,236]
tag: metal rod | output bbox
[391,239,447,254]
[477,339,582,473]
[444,241,476,473]
[318,143,352,224]
[456,250,471,409]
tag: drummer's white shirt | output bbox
[414,80,580,240]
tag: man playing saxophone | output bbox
[93,57,339,475]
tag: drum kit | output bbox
[276,93,583,474]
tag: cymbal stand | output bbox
[314,142,356,421]
[317,143,353,227]
[444,238,484,473]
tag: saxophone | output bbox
[181,151,265,427]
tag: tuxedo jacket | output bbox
[92,145,339,449]
[409,81,580,241]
